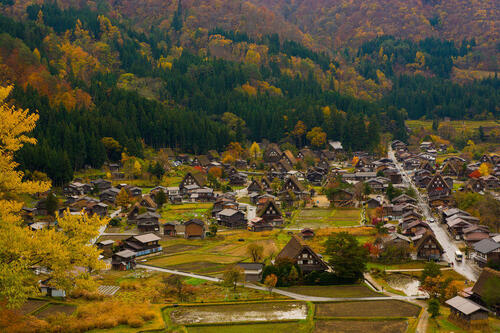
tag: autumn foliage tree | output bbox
[306,127,327,148]
[0,85,108,308]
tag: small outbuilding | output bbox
[445,296,489,331]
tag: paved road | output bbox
[388,146,478,281]
[90,208,122,245]
[137,264,426,302]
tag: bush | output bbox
[120,280,140,290]
[96,317,118,329]
[127,317,145,328]
[141,311,156,321]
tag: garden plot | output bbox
[315,300,420,318]
[35,303,76,319]
[314,319,408,333]
[162,243,202,254]
[18,299,48,315]
[291,208,361,228]
[170,302,307,325]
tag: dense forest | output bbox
[0,1,497,184]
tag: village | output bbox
[13,136,500,332]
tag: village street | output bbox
[388,146,478,282]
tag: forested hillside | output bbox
[0,0,498,184]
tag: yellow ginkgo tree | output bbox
[0,85,108,308]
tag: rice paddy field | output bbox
[170,301,308,325]
[315,300,420,318]
[145,229,282,275]
[314,319,408,333]
[289,208,362,229]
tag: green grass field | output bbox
[290,208,361,228]
[281,284,381,298]
[406,119,499,132]
[160,203,212,221]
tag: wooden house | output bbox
[479,154,494,165]
[264,144,283,163]
[135,212,161,233]
[473,238,500,267]
[229,172,247,186]
[124,234,162,257]
[331,189,354,208]
[163,222,177,236]
[247,179,264,193]
[300,228,315,239]
[99,187,120,204]
[297,148,315,161]
[211,198,239,217]
[112,249,136,270]
[281,175,308,199]
[63,182,92,196]
[85,202,108,217]
[97,239,114,257]
[39,278,66,297]
[218,208,247,228]
[462,225,490,245]
[234,159,248,170]
[179,172,207,193]
[192,155,210,167]
[257,200,283,226]
[184,219,205,239]
[392,194,417,205]
[140,195,158,209]
[306,168,324,185]
[91,179,112,192]
[470,268,500,315]
[236,262,264,282]
[282,150,297,166]
[261,176,272,192]
[426,174,451,206]
[275,235,328,273]
[366,197,382,209]
[445,296,489,331]
[247,217,273,232]
[414,232,443,260]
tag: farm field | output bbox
[34,303,76,319]
[169,301,308,324]
[18,299,48,315]
[314,319,408,332]
[406,119,499,132]
[290,208,361,229]
[187,321,309,333]
[281,284,381,298]
[160,203,212,221]
[315,300,420,318]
